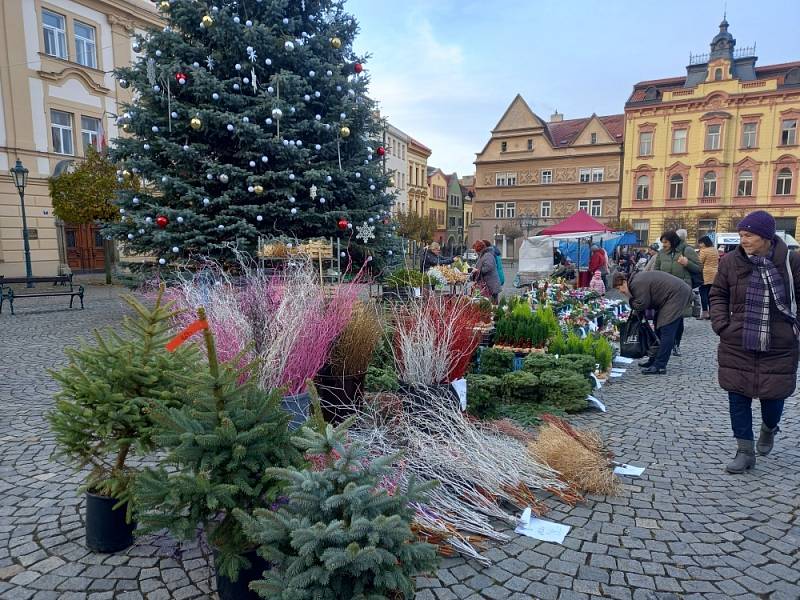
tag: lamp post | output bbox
[518,210,539,239]
[457,226,463,255]
[11,159,34,287]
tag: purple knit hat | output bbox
[737,210,776,240]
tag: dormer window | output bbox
[590,133,597,144]
[500,141,507,152]
[714,68,723,81]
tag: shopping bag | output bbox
[619,312,659,359]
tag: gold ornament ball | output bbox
[122,169,131,178]
[159,1,170,11]
[254,185,264,195]
[201,14,214,27]
[330,37,342,49]
[389,177,395,187]
[190,117,202,130]
[122,123,132,133]
[340,126,351,138]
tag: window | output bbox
[495,172,517,186]
[578,199,589,212]
[43,10,67,59]
[81,116,101,152]
[669,174,684,199]
[592,168,604,182]
[75,21,97,68]
[449,194,461,207]
[51,109,74,155]
[590,132,597,145]
[737,170,753,196]
[703,171,717,197]
[714,68,723,81]
[505,202,516,218]
[527,138,533,151]
[672,128,687,153]
[540,201,551,218]
[638,131,653,156]
[590,199,602,217]
[636,175,650,200]
[500,141,507,152]
[541,169,552,184]
[781,120,797,145]
[705,124,721,150]
[579,168,591,183]
[698,219,717,239]
[776,168,793,196]
[633,220,650,245]
[742,122,757,148]
[449,216,456,227]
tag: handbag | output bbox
[682,247,703,289]
[620,312,659,359]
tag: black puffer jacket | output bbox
[709,237,800,400]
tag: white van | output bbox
[714,231,800,253]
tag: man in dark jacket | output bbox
[710,210,800,473]
[419,242,453,272]
[613,270,693,374]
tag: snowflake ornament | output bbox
[309,184,317,199]
[356,223,375,244]
[247,46,257,62]
[205,55,215,71]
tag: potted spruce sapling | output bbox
[48,289,196,552]
[235,419,440,600]
[133,308,303,600]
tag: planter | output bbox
[85,492,135,553]
[382,286,416,302]
[281,392,310,431]
[314,369,366,424]
[215,549,269,600]
[398,382,460,414]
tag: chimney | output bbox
[550,110,563,123]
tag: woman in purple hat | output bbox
[710,210,800,473]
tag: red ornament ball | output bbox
[175,72,187,84]
[376,146,386,157]
[353,63,363,74]
[155,215,169,229]
[337,218,349,230]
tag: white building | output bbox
[383,122,409,214]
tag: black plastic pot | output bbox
[85,492,135,553]
[281,392,310,431]
[216,550,269,600]
[315,368,366,424]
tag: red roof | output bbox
[545,114,624,148]
[539,210,612,235]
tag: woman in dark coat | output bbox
[612,270,693,374]
[470,240,501,303]
[710,210,800,474]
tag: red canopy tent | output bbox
[539,209,612,236]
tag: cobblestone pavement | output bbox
[1,288,799,599]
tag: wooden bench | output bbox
[0,275,85,315]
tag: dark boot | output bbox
[672,346,681,357]
[641,366,666,375]
[726,439,755,473]
[756,424,779,456]
[638,357,654,367]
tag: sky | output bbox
[348,0,800,176]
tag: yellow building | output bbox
[427,167,448,244]
[621,19,800,245]
[407,138,431,218]
[0,0,158,276]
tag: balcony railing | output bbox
[688,45,756,65]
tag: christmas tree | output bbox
[134,308,303,580]
[235,419,440,599]
[48,288,196,514]
[107,0,399,268]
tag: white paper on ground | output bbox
[450,378,467,411]
[590,373,603,389]
[587,395,606,412]
[614,356,635,364]
[516,508,571,544]
[609,371,624,378]
[613,463,646,477]
[611,367,626,373]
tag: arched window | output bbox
[737,170,753,196]
[703,172,717,197]
[636,175,650,200]
[669,174,684,199]
[776,168,793,196]
[714,68,723,81]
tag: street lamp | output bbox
[11,159,34,287]
[518,210,539,239]
[457,226,463,255]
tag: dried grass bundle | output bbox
[528,422,619,496]
[328,302,382,377]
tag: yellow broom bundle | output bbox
[528,420,619,496]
